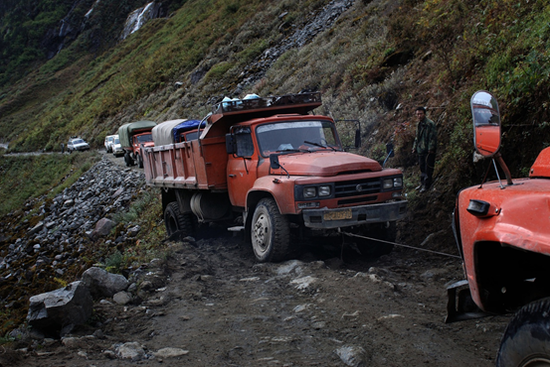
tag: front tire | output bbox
[497,297,550,367]
[164,202,194,240]
[250,198,290,262]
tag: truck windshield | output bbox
[136,134,152,143]
[256,120,340,157]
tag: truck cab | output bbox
[118,120,157,168]
[452,90,550,366]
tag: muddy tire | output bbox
[124,152,132,167]
[250,198,290,262]
[496,297,550,367]
[164,202,194,240]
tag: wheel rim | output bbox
[253,211,271,255]
[521,357,550,367]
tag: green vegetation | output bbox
[0,151,99,216]
[105,187,166,273]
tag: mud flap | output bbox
[445,280,488,323]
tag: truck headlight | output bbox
[303,187,317,198]
[318,185,331,197]
[382,178,394,189]
[383,177,403,190]
[393,177,403,188]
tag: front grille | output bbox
[334,178,380,198]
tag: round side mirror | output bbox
[471,90,501,157]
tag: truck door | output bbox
[227,127,258,207]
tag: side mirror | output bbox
[225,133,235,155]
[471,90,501,158]
[270,154,281,169]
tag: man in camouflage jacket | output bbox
[412,107,437,192]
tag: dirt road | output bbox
[8,228,507,367]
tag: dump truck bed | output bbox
[143,135,228,191]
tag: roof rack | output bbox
[208,92,322,125]
[213,92,321,115]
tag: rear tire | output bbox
[250,198,290,262]
[496,297,550,367]
[164,202,194,240]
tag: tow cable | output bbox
[340,231,462,259]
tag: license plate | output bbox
[324,209,352,221]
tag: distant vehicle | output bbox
[104,134,117,153]
[112,136,124,157]
[67,138,90,153]
[118,121,156,168]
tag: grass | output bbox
[105,187,167,273]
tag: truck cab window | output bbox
[256,120,340,156]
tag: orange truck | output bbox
[118,120,157,167]
[143,92,407,262]
[450,90,550,366]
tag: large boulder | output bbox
[81,267,129,299]
[27,281,93,338]
[90,218,116,239]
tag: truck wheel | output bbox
[124,153,132,167]
[251,198,290,262]
[164,202,194,240]
[496,297,550,367]
[353,222,395,257]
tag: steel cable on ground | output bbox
[340,231,462,259]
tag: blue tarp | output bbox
[173,120,204,142]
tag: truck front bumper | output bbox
[302,200,407,229]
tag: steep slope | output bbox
[2,0,550,256]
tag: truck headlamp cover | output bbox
[393,177,403,188]
[318,185,331,197]
[303,187,317,198]
[382,177,403,190]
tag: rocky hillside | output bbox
[1,0,550,342]
[2,0,549,199]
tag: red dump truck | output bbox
[450,90,550,366]
[143,92,407,262]
[118,120,157,167]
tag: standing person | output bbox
[411,107,437,192]
[60,143,65,154]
